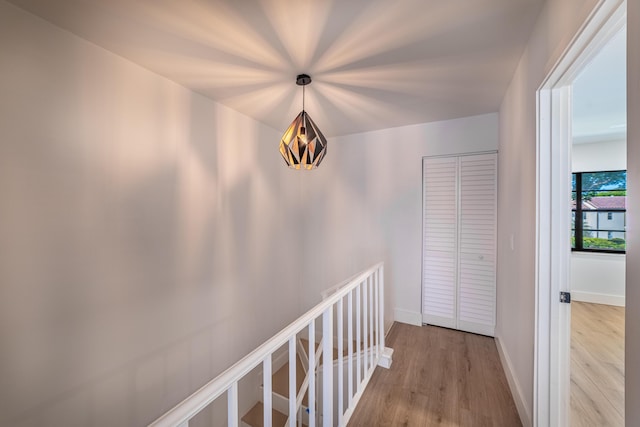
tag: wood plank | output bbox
[347,322,521,426]
[241,402,288,427]
[571,301,625,426]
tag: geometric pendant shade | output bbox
[279,74,327,170]
[279,110,327,170]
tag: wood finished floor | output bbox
[571,301,625,427]
[347,322,521,427]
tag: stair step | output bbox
[241,402,308,427]
[271,355,309,406]
[241,402,288,427]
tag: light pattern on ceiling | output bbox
[8,0,545,136]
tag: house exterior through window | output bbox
[571,170,626,252]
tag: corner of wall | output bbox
[393,308,422,326]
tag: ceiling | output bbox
[572,25,626,144]
[9,0,545,137]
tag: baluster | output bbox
[348,289,354,406]
[309,322,316,427]
[356,284,362,389]
[369,275,374,372]
[264,356,272,427]
[363,278,368,372]
[322,307,333,427]
[289,336,296,427]
[375,269,380,359]
[228,382,238,427]
[337,298,344,424]
[379,266,385,351]
[147,264,388,427]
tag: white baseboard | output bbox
[393,308,422,326]
[571,290,625,306]
[495,336,531,427]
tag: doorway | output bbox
[570,24,626,425]
[535,1,626,426]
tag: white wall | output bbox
[571,252,625,305]
[297,113,498,329]
[625,2,640,423]
[572,139,626,171]
[496,0,600,424]
[571,139,626,306]
[0,2,304,426]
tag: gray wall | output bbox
[0,2,304,425]
[298,114,499,327]
[495,0,633,424]
[4,0,640,426]
[626,1,640,424]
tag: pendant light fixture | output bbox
[279,74,327,170]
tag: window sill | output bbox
[571,249,626,256]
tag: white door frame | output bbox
[534,1,626,426]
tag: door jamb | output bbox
[534,1,626,426]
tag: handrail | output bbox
[320,269,366,299]
[150,262,384,427]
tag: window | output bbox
[572,170,626,252]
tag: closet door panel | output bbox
[458,153,497,336]
[422,157,458,328]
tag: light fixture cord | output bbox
[302,84,305,112]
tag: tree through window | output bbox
[572,170,626,252]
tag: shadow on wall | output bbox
[0,54,304,426]
[297,114,499,327]
[297,133,388,312]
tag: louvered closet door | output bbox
[422,153,497,336]
[422,157,458,329]
[458,153,496,336]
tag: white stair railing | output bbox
[285,337,323,427]
[149,262,392,427]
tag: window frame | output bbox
[572,169,626,254]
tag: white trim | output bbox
[377,347,394,369]
[550,84,572,427]
[257,344,289,379]
[534,2,626,426]
[421,313,456,329]
[495,336,532,427]
[536,2,625,90]
[259,384,292,415]
[420,316,495,337]
[571,291,625,307]
[421,149,498,159]
[150,262,385,427]
[422,152,497,336]
[457,321,494,338]
[535,85,551,427]
[394,308,422,326]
